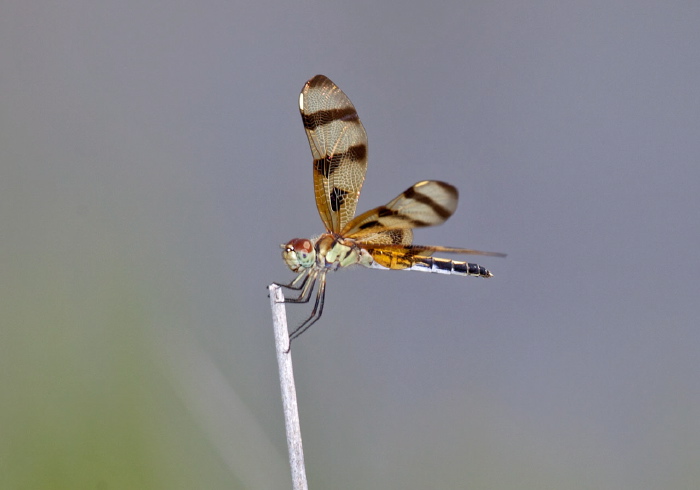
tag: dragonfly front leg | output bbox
[275,269,310,291]
[287,271,327,348]
[278,269,318,304]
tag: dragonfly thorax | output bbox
[281,238,316,272]
[316,234,373,270]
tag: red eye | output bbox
[289,238,312,253]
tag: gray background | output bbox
[2,1,699,488]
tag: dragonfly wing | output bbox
[299,75,368,233]
[357,228,413,247]
[342,180,458,239]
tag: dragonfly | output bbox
[277,75,505,344]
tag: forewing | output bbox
[342,180,458,239]
[299,75,368,233]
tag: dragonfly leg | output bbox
[287,272,327,348]
[274,269,317,303]
[275,269,310,291]
[280,270,318,304]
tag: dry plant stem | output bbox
[269,284,308,490]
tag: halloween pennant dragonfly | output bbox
[277,75,505,343]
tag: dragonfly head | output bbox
[281,238,316,272]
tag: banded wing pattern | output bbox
[277,75,504,347]
[344,180,505,271]
[300,75,368,233]
[342,180,458,241]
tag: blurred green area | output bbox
[0,252,244,489]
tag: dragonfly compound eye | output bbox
[282,238,315,271]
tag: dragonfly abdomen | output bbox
[406,256,493,278]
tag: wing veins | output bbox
[300,75,368,233]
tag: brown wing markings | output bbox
[302,107,360,131]
[313,144,367,179]
[402,182,456,219]
[300,75,368,233]
[343,180,458,239]
[329,187,348,212]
